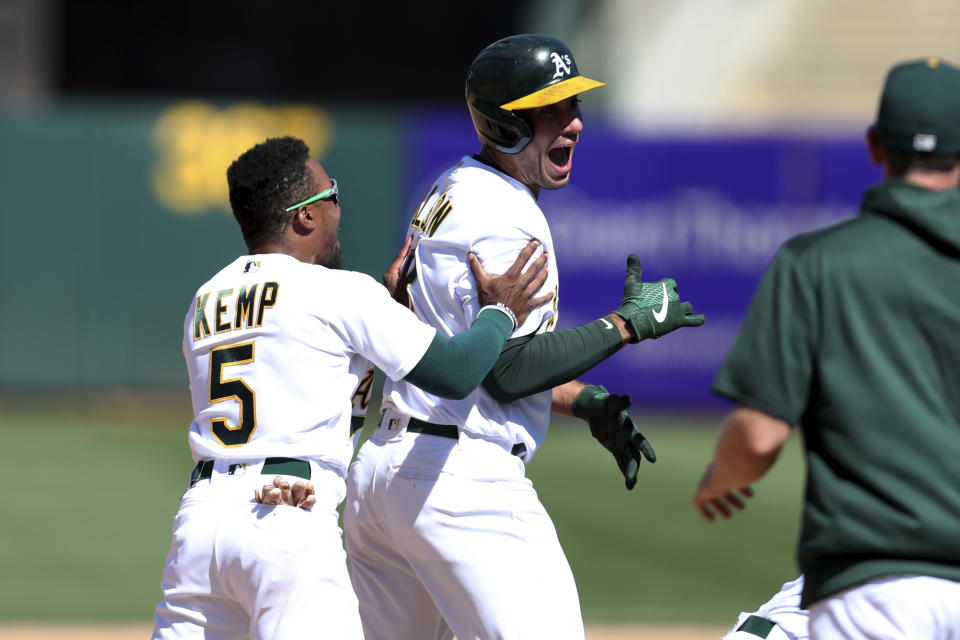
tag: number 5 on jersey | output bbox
[209,341,257,446]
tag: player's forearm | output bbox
[606,313,635,342]
[403,308,513,399]
[551,380,586,416]
[704,406,792,490]
[481,318,624,403]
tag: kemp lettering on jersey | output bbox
[193,281,279,340]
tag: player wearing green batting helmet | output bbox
[465,33,606,153]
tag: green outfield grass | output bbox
[0,398,192,622]
[529,416,804,623]
[0,397,804,624]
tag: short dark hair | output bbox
[884,148,960,177]
[226,136,316,249]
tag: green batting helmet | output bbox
[465,34,606,154]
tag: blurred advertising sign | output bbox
[152,102,332,214]
[407,111,883,408]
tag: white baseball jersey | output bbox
[183,253,435,475]
[156,253,436,639]
[383,155,559,458]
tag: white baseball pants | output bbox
[809,574,960,639]
[152,460,362,640]
[344,413,585,640]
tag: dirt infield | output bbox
[0,622,728,639]
[589,624,727,639]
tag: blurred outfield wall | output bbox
[1,101,883,406]
[0,101,404,388]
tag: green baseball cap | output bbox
[874,57,960,154]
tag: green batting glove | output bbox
[612,254,705,342]
[572,384,656,490]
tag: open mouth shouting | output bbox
[546,143,575,177]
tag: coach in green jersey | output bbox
[694,58,960,639]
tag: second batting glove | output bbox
[573,384,656,490]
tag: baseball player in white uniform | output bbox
[342,35,705,640]
[151,135,551,639]
[724,576,808,640]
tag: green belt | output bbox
[406,417,527,458]
[190,457,311,485]
[737,615,775,638]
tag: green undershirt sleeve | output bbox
[482,318,624,403]
[403,308,514,400]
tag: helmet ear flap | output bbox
[467,100,533,154]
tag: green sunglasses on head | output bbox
[285,178,339,211]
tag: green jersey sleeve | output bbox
[403,307,514,399]
[481,318,624,403]
[712,243,819,424]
